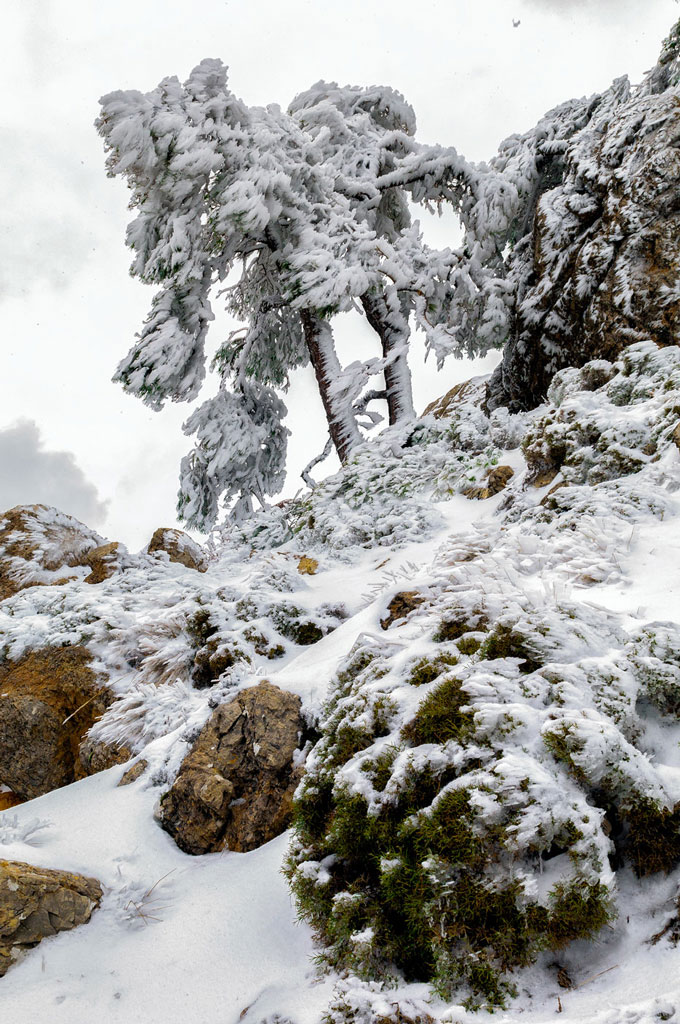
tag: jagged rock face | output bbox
[0,647,112,800]
[159,681,303,855]
[488,62,680,411]
[0,505,105,601]
[147,528,208,572]
[0,859,101,977]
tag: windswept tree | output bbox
[97,59,537,528]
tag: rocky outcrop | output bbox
[147,528,208,572]
[0,505,105,601]
[422,377,487,419]
[380,591,425,630]
[463,465,514,500]
[84,541,126,584]
[0,648,112,800]
[78,735,133,778]
[487,28,680,412]
[0,859,101,977]
[159,681,303,855]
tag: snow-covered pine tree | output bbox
[98,59,536,528]
[288,82,419,426]
[97,60,354,524]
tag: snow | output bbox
[0,768,330,1024]
[4,342,680,1020]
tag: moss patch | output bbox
[407,655,458,687]
[478,623,543,674]
[401,677,475,747]
[271,604,324,646]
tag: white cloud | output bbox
[0,129,106,300]
[0,419,108,526]
[520,0,662,15]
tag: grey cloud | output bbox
[0,419,108,526]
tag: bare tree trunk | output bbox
[301,310,362,464]
[361,292,415,425]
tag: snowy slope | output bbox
[2,344,680,1023]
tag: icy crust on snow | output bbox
[286,341,680,1011]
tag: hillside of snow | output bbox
[1,341,680,1023]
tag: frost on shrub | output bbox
[285,364,680,1011]
[286,599,631,1008]
[224,400,525,557]
[629,622,680,717]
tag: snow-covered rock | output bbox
[0,504,105,600]
[488,22,680,411]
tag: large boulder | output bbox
[0,505,105,601]
[147,528,208,572]
[159,681,303,855]
[487,30,680,412]
[0,859,101,976]
[0,647,112,800]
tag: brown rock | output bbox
[380,591,425,630]
[0,647,112,800]
[79,735,133,777]
[84,541,123,584]
[0,792,24,812]
[422,377,487,419]
[0,859,101,976]
[463,465,515,500]
[159,681,303,855]
[297,555,319,576]
[147,528,208,572]
[0,505,105,601]
[118,759,148,787]
[530,467,560,489]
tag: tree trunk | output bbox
[301,311,362,464]
[361,292,415,425]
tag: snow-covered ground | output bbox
[3,343,680,1023]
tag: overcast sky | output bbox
[0,0,677,549]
